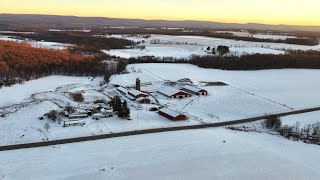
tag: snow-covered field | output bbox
[104,34,320,58]
[0,76,94,107]
[282,111,320,126]
[0,35,71,49]
[111,63,320,109]
[1,128,320,180]
[216,31,297,40]
[1,64,320,146]
[104,46,208,59]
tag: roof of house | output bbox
[128,89,144,97]
[159,108,182,117]
[158,87,182,97]
[182,85,205,92]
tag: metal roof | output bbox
[159,108,182,117]
[158,87,181,96]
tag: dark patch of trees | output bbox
[0,41,107,87]
[217,46,229,56]
[46,110,59,122]
[99,28,319,46]
[263,116,282,130]
[110,96,130,119]
[127,50,320,70]
[13,31,136,51]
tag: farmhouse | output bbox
[128,89,149,99]
[159,108,187,121]
[157,87,192,99]
[181,85,208,96]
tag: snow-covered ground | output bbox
[104,46,208,59]
[215,31,297,40]
[1,64,320,146]
[1,128,320,180]
[0,31,35,34]
[0,76,94,107]
[111,63,320,109]
[230,47,285,55]
[0,36,71,49]
[104,34,319,58]
[281,111,320,126]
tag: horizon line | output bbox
[2,13,320,28]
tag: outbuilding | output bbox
[128,89,149,99]
[117,87,128,95]
[136,97,151,104]
[159,108,187,121]
[68,114,88,119]
[181,85,208,96]
[157,87,192,99]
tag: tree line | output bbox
[98,28,319,46]
[128,50,320,70]
[0,41,109,87]
[10,31,136,52]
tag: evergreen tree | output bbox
[122,100,130,119]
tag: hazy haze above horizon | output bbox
[1,0,320,26]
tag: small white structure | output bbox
[63,120,86,127]
[92,111,113,120]
[68,114,88,119]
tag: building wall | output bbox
[159,111,187,121]
[172,91,192,99]
[128,92,148,99]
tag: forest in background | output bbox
[129,50,320,70]
[0,41,108,87]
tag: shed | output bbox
[157,87,192,99]
[181,85,208,96]
[68,114,88,119]
[159,108,187,121]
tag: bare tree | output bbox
[44,123,50,132]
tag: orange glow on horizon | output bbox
[1,0,320,26]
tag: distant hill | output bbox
[1,14,320,32]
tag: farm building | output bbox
[68,114,88,119]
[157,87,192,99]
[128,89,149,99]
[177,78,193,85]
[181,85,208,96]
[136,97,151,104]
[63,120,86,127]
[117,87,128,95]
[159,108,187,121]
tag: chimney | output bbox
[136,78,141,91]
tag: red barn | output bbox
[128,89,149,99]
[181,85,208,96]
[157,87,192,99]
[159,108,187,121]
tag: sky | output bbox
[1,0,320,26]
